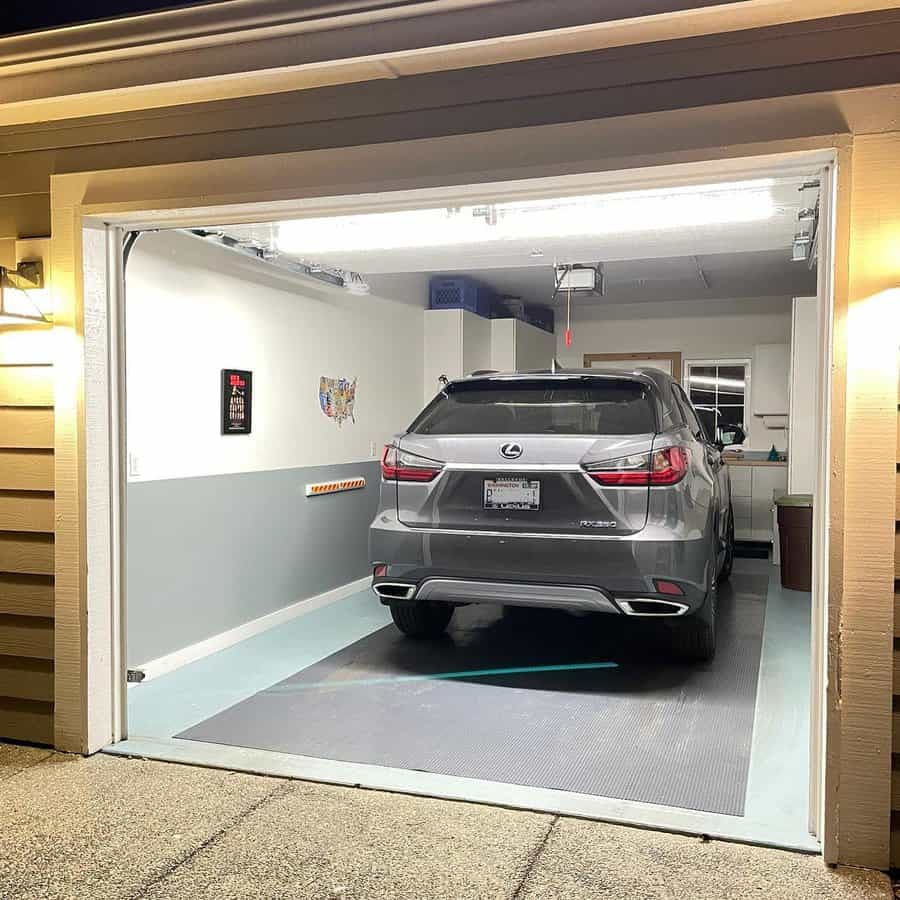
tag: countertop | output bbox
[724,458,787,467]
[723,452,787,467]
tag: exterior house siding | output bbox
[0,328,54,745]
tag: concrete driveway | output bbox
[0,742,891,899]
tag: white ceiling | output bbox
[206,173,818,308]
[432,249,817,307]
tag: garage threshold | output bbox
[104,734,818,854]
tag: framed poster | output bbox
[221,369,252,434]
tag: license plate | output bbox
[483,478,541,510]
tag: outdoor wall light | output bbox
[0,260,51,325]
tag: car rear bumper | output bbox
[372,575,693,616]
[369,513,713,614]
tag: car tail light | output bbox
[373,564,387,577]
[381,444,444,482]
[655,579,685,596]
[585,447,689,487]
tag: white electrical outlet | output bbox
[369,441,377,458]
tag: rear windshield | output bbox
[410,378,657,436]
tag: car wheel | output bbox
[389,600,454,638]
[671,581,717,663]
[718,507,735,584]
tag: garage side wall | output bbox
[124,230,423,666]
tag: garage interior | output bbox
[110,167,824,852]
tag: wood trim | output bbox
[0,573,53,618]
[0,364,53,406]
[0,614,53,660]
[0,449,53,491]
[51,202,87,753]
[823,144,851,867]
[0,491,53,533]
[0,697,53,745]
[582,351,683,384]
[0,408,54,449]
[0,656,53,702]
[0,532,54,576]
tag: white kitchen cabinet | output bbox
[727,463,787,543]
[752,343,790,417]
[788,297,818,494]
[423,308,492,404]
[425,310,553,404]
[750,466,787,542]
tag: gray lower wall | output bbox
[126,460,380,666]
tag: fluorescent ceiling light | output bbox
[276,180,777,255]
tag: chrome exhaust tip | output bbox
[372,582,417,601]
[617,598,689,617]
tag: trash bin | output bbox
[776,494,813,591]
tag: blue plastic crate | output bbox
[523,305,555,333]
[429,276,495,318]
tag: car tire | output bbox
[671,581,717,663]
[718,507,735,584]
[389,600,454,638]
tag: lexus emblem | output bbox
[499,442,523,460]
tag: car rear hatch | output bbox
[390,375,659,537]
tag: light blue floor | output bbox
[128,590,391,738]
[121,561,815,852]
[743,559,812,836]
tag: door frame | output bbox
[52,140,842,856]
[583,351,683,382]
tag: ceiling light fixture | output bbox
[0,261,51,326]
[276,180,777,256]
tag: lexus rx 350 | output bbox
[369,368,741,661]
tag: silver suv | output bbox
[369,368,742,661]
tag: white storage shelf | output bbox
[727,463,787,543]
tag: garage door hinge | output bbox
[127,669,146,684]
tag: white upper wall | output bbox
[556,296,793,450]
[126,230,424,482]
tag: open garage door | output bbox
[99,154,833,854]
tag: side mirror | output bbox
[718,424,746,448]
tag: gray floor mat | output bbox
[178,573,767,816]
